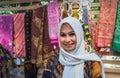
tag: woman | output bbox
[43,17,105,78]
[42,17,105,78]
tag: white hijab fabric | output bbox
[58,17,105,78]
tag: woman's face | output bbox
[60,23,77,52]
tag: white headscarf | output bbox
[58,17,105,78]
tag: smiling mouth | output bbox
[64,44,74,47]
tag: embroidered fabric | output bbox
[97,0,118,47]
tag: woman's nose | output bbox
[65,35,71,42]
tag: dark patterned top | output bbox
[46,54,102,78]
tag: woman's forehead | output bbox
[61,23,74,31]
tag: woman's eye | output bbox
[60,33,66,37]
[69,33,75,36]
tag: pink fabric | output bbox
[88,11,100,51]
[97,0,118,47]
[47,0,60,48]
[0,15,13,55]
[13,13,26,57]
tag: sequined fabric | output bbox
[0,15,13,55]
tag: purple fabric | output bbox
[0,57,3,64]
[0,15,13,55]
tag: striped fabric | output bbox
[97,0,118,47]
[13,13,26,58]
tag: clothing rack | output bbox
[0,0,50,11]
[0,4,41,11]
[0,0,49,5]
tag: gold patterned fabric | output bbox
[46,55,102,78]
[31,5,54,67]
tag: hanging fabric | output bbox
[0,15,13,55]
[31,6,44,65]
[13,13,26,58]
[88,11,100,52]
[112,0,120,52]
[97,0,118,48]
[24,10,38,78]
[82,4,94,53]
[31,5,54,67]
[47,0,60,49]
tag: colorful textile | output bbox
[13,13,26,58]
[0,15,13,55]
[31,7,44,63]
[47,0,60,48]
[46,54,63,78]
[82,6,92,45]
[97,0,118,47]
[112,0,120,52]
[31,6,54,66]
[24,10,38,78]
[47,54,102,78]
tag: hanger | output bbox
[60,1,71,20]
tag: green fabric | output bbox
[112,0,120,52]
